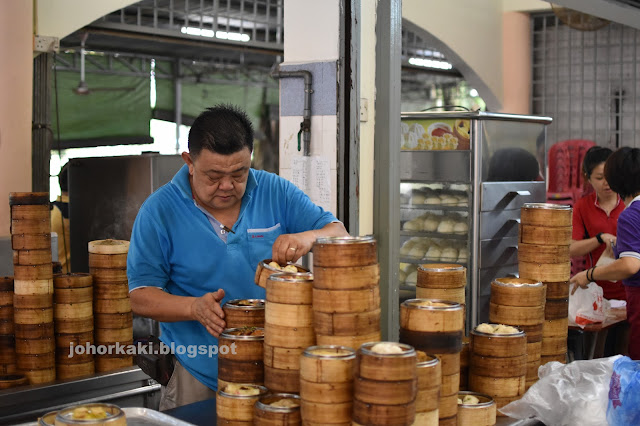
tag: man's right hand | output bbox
[190,289,226,337]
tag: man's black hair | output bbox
[188,104,254,157]
[582,145,613,178]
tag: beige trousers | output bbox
[159,360,216,411]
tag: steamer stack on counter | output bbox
[416,264,467,311]
[10,192,56,384]
[415,352,442,425]
[400,299,464,426]
[222,299,265,329]
[0,277,15,375]
[519,204,572,368]
[264,272,315,393]
[489,278,545,390]
[312,236,381,348]
[53,273,94,379]
[218,327,265,389]
[88,239,133,373]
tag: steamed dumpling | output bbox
[405,271,418,286]
[453,222,468,234]
[371,343,403,354]
[437,220,455,234]
[475,323,495,334]
[457,248,468,263]
[425,246,442,260]
[441,247,459,261]
[493,324,519,334]
[425,196,441,205]
[411,193,426,205]
[423,215,440,232]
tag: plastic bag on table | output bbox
[568,281,605,328]
[499,355,622,426]
[607,356,640,426]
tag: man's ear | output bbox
[181,152,194,174]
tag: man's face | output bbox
[182,148,252,212]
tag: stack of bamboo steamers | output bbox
[0,276,16,378]
[10,192,56,385]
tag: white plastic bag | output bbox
[500,356,622,425]
[568,281,605,328]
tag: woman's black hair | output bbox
[188,104,254,157]
[582,146,613,178]
[604,147,640,200]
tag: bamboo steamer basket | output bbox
[301,400,353,425]
[38,410,58,426]
[0,364,16,374]
[54,287,93,304]
[545,281,570,299]
[519,323,544,343]
[312,264,379,290]
[352,399,415,426]
[313,308,380,336]
[0,276,13,291]
[255,259,309,289]
[0,319,13,335]
[315,331,381,349]
[13,249,51,266]
[417,264,466,289]
[517,243,570,264]
[10,204,50,220]
[95,327,133,343]
[300,345,355,383]
[0,291,13,306]
[218,327,264,384]
[521,203,572,227]
[14,307,53,324]
[544,299,569,319]
[518,261,571,282]
[490,278,546,307]
[223,299,265,328]
[57,347,94,365]
[543,318,569,337]
[94,298,131,314]
[263,344,303,370]
[254,393,301,425]
[415,287,465,304]
[440,372,460,396]
[471,325,527,357]
[55,330,93,348]
[312,286,380,313]
[356,342,416,381]
[541,354,566,364]
[299,379,353,404]
[11,218,50,234]
[412,410,439,426]
[438,393,459,418]
[493,395,522,416]
[519,224,572,246]
[9,192,49,206]
[14,279,53,295]
[23,367,56,384]
[53,273,93,289]
[265,302,313,327]
[435,352,460,376]
[54,302,93,320]
[541,337,567,356]
[400,299,463,354]
[95,356,133,372]
[15,322,55,339]
[526,361,540,379]
[489,303,544,326]
[218,360,264,386]
[90,269,128,283]
[354,376,417,405]
[416,388,440,413]
[469,354,527,378]
[88,239,130,255]
[263,323,315,348]
[527,341,542,362]
[313,236,378,267]
[55,317,94,333]
[12,233,51,250]
[0,306,13,322]
[93,282,129,300]
[266,272,313,304]
[457,392,496,426]
[264,365,300,393]
[15,337,55,354]
[17,352,55,370]
[0,374,29,389]
[468,374,526,398]
[56,361,95,380]
[54,403,126,426]
[13,265,53,281]
[13,294,52,309]
[88,253,128,269]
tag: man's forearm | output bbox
[130,287,196,322]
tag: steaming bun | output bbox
[270,398,300,408]
[224,383,261,396]
[370,343,404,354]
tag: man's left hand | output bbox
[271,232,314,265]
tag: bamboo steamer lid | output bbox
[94,298,132,314]
[55,317,94,333]
[521,203,572,227]
[94,282,130,300]
[0,374,29,389]
[218,327,264,361]
[54,302,93,320]
[94,312,132,329]
[264,323,315,348]
[88,239,130,255]
[299,379,353,404]
[90,269,128,283]
[471,326,526,357]
[95,326,133,343]
[457,392,496,426]
[255,259,309,289]
[312,236,378,267]
[9,192,49,206]
[265,302,313,327]
[312,286,380,313]
[519,224,572,246]
[56,360,95,380]
[468,373,526,398]
[254,393,301,424]
[301,400,353,425]
[264,365,300,393]
[15,322,54,339]
[352,399,415,426]
[315,331,381,349]
[541,354,566,364]
[545,281,570,299]
[55,330,93,348]
[13,265,53,281]
[17,352,55,369]
[417,263,467,289]
[543,318,569,337]
[10,204,50,220]
[312,264,380,290]
[13,249,51,266]
[313,309,380,336]
[53,273,93,289]
[489,303,545,326]
[94,355,133,372]
[54,287,93,304]
[14,307,53,324]
[490,278,546,307]
[11,218,50,234]
[14,294,53,309]
[263,344,303,369]
[518,243,570,264]
[12,233,51,250]
[519,261,571,282]
[415,286,465,304]
[354,376,417,405]
[544,299,569,319]
[15,337,55,354]
[266,272,313,304]
[14,279,53,295]
[300,345,355,383]
[400,299,464,332]
[23,367,56,384]
[356,342,417,381]
[88,253,128,269]
[470,353,527,378]
[222,299,265,329]
[54,403,126,426]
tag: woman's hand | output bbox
[602,233,617,252]
[569,270,590,295]
[189,289,226,337]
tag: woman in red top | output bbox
[570,146,626,300]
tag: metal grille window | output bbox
[532,13,640,148]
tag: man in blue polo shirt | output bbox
[127,104,348,410]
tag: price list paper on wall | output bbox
[291,156,331,212]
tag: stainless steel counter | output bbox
[0,367,160,425]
